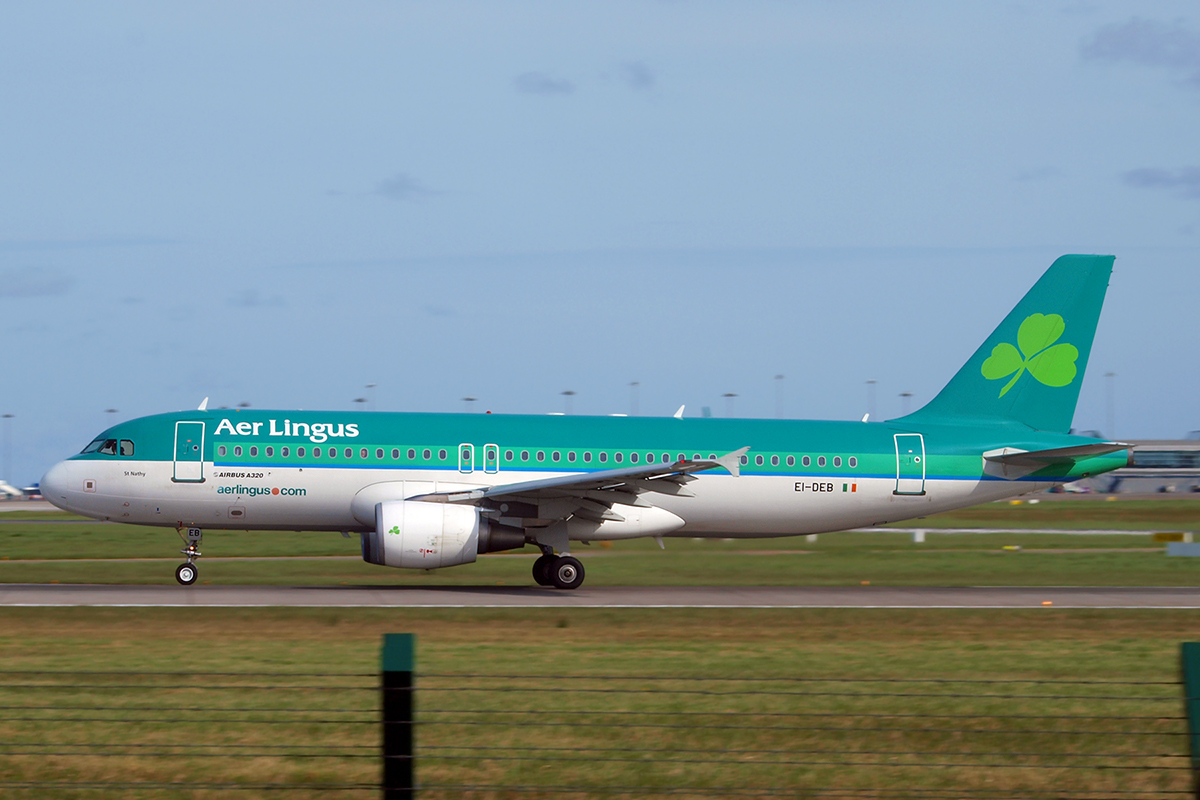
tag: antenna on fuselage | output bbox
[197,397,209,411]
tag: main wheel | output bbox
[532,554,556,586]
[550,556,585,590]
[175,563,198,586]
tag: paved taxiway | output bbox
[1,584,1197,608]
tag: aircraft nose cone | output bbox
[40,461,72,511]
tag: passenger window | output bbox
[646,453,654,463]
[692,454,701,461]
[505,450,514,461]
[583,452,591,463]
[438,449,447,460]
[552,451,561,462]
[218,445,227,457]
[392,449,400,459]
[266,446,274,457]
[423,449,431,460]
[740,455,748,465]
[849,457,858,468]
[298,447,306,457]
[818,456,826,467]
[314,447,322,458]
[406,448,413,459]
[234,446,243,457]
[786,455,795,467]
[708,454,716,460]
[521,450,529,462]
[567,452,575,463]
[462,447,471,462]
[614,452,623,463]
[770,455,779,466]
[250,446,258,457]
[359,448,366,459]
[599,452,607,463]
[755,455,764,466]
[120,440,135,456]
[802,456,811,467]
[282,446,290,457]
[834,456,842,467]
[663,454,671,463]
[630,453,638,464]
[376,449,383,459]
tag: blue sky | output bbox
[2,1,1198,484]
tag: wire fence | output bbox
[0,662,1193,798]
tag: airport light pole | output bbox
[866,380,877,421]
[2,414,12,483]
[774,375,785,419]
[365,383,377,412]
[354,397,368,411]
[462,397,476,413]
[629,382,640,417]
[561,390,576,415]
[1105,372,1116,439]
[899,392,913,416]
[723,393,737,418]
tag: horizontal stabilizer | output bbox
[982,442,1130,480]
[984,442,1130,468]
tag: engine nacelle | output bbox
[361,500,527,569]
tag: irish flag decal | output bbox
[842,483,857,493]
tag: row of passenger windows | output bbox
[214,443,859,470]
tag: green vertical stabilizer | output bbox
[900,255,1113,433]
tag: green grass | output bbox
[1,497,1199,586]
[0,607,1193,798]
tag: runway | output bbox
[1,584,1198,609]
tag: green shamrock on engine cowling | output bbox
[981,313,1079,398]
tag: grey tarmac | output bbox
[1,584,1199,608]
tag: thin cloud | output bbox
[374,173,436,201]
[1015,166,1060,182]
[1122,167,1200,199]
[620,61,655,90]
[0,267,74,298]
[514,71,575,95]
[230,289,285,308]
[1081,18,1200,88]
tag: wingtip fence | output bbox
[0,637,1199,798]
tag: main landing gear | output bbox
[175,527,202,586]
[532,551,586,590]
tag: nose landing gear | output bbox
[175,527,202,586]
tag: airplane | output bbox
[40,255,1131,589]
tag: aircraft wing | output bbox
[411,447,749,522]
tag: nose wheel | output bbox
[175,527,203,586]
[175,563,198,585]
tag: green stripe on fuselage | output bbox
[72,410,1126,484]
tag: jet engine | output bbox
[360,500,525,569]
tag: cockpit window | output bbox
[98,439,119,455]
[81,438,106,454]
[120,440,135,456]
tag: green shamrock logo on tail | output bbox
[981,313,1079,397]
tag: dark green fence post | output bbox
[382,633,415,800]
[1182,642,1200,799]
